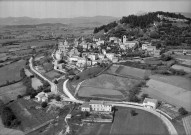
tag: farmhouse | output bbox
[35,92,48,102]
[143,98,158,109]
[81,100,113,113]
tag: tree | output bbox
[17,95,22,99]
[141,94,148,101]
[178,107,188,115]
[54,80,58,84]
[20,68,26,79]
[55,95,61,101]
[130,110,137,116]
[41,102,48,108]
[1,107,21,127]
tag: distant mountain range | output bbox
[0,16,119,26]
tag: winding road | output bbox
[29,57,58,93]
[30,50,179,135]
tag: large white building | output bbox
[143,98,158,109]
[81,100,112,112]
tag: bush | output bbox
[41,102,48,108]
[55,95,61,101]
[54,80,58,84]
[141,94,148,101]
[75,76,80,80]
[130,110,137,116]
[17,95,22,99]
[144,76,150,80]
[178,107,188,115]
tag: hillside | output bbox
[0,16,119,26]
[94,11,191,34]
[93,11,191,48]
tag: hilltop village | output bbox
[0,12,191,135]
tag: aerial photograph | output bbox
[0,0,191,135]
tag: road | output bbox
[32,51,178,135]
[29,57,58,93]
[63,79,83,103]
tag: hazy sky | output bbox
[0,1,191,18]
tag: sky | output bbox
[0,1,191,18]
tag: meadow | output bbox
[142,79,191,111]
[0,60,26,86]
[77,74,140,100]
[0,82,26,103]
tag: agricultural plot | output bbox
[0,82,26,103]
[81,74,139,91]
[31,78,43,90]
[8,99,57,133]
[0,60,26,85]
[150,74,191,91]
[78,107,169,135]
[115,65,150,79]
[78,74,140,100]
[142,79,191,111]
[171,64,191,73]
[44,70,62,80]
[77,86,124,100]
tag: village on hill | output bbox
[0,11,191,135]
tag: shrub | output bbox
[17,95,22,99]
[141,94,149,101]
[75,76,80,80]
[41,102,48,108]
[55,95,61,101]
[130,110,137,116]
[178,107,188,115]
[144,76,150,80]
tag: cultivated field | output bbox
[81,74,139,91]
[150,74,191,91]
[77,86,124,100]
[44,70,62,80]
[78,107,169,135]
[77,74,140,100]
[0,82,26,103]
[0,60,26,85]
[115,65,150,79]
[8,99,57,133]
[31,78,43,90]
[142,79,191,111]
[171,64,191,73]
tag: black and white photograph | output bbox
[0,0,191,135]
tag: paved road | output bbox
[29,57,57,93]
[63,79,83,103]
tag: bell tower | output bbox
[123,35,127,44]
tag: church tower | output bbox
[123,35,127,44]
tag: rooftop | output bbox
[143,98,158,104]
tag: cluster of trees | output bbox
[0,105,21,128]
[120,11,190,28]
[93,21,118,34]
[178,107,188,115]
